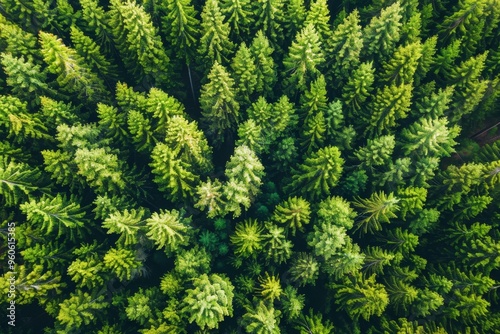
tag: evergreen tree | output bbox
[308,222,348,260]
[381,41,422,85]
[365,83,413,137]
[231,42,258,103]
[362,2,403,59]
[304,0,333,44]
[0,94,47,142]
[295,309,334,334]
[150,143,198,202]
[230,219,264,258]
[161,0,200,63]
[39,31,107,103]
[194,179,226,218]
[200,61,240,145]
[401,117,460,157]
[355,135,396,168]
[353,191,400,233]
[253,0,285,48]
[328,9,364,81]
[241,300,281,334]
[103,247,142,281]
[288,253,319,287]
[283,23,325,92]
[249,30,277,96]
[102,208,146,246]
[56,291,108,330]
[181,273,234,330]
[333,272,389,321]
[198,0,234,65]
[108,0,171,87]
[289,146,344,200]
[262,222,293,264]
[225,145,265,198]
[221,0,254,40]
[342,61,375,114]
[271,196,311,236]
[0,157,41,207]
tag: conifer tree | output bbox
[150,143,198,202]
[221,0,254,40]
[198,0,234,65]
[328,9,363,81]
[317,196,356,229]
[231,42,258,103]
[365,84,413,137]
[39,31,107,103]
[253,0,285,48]
[200,61,240,145]
[283,0,306,41]
[308,222,348,260]
[295,309,334,334]
[146,209,190,252]
[79,0,114,50]
[103,247,142,281]
[250,30,277,96]
[230,219,264,258]
[225,145,265,198]
[67,257,104,289]
[289,146,344,200]
[288,253,319,287]
[194,179,226,218]
[0,20,41,62]
[355,135,396,168]
[342,61,375,114]
[402,117,460,157]
[0,157,41,207]
[362,2,403,59]
[20,194,87,240]
[108,0,171,87]
[181,273,234,330]
[102,208,145,246]
[304,0,333,44]
[257,272,282,301]
[271,196,311,236]
[56,291,108,330]
[161,0,200,63]
[241,301,281,334]
[333,272,389,321]
[353,191,400,233]
[262,222,293,264]
[381,41,422,85]
[0,95,48,142]
[300,74,328,123]
[283,23,325,92]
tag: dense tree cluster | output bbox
[1,0,500,333]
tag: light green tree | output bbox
[355,135,395,168]
[288,146,344,200]
[295,309,334,334]
[231,42,258,102]
[230,219,264,258]
[353,191,400,233]
[102,208,146,246]
[198,0,234,65]
[181,273,234,330]
[288,253,319,287]
[283,23,325,92]
[308,222,348,260]
[250,30,277,96]
[241,301,281,334]
[381,41,422,85]
[0,157,41,207]
[225,145,265,198]
[146,209,191,252]
[200,61,240,145]
[56,291,108,330]
[271,196,311,236]
[333,272,389,321]
[103,247,142,282]
[342,61,375,114]
[194,179,226,218]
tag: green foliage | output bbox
[56,291,108,330]
[271,196,310,236]
[182,273,234,330]
[333,272,389,321]
[289,146,344,200]
[103,247,142,282]
[288,253,319,287]
[0,157,41,206]
[241,300,281,334]
[230,219,264,258]
[295,309,334,334]
[353,191,400,233]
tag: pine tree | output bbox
[102,208,146,246]
[295,309,334,334]
[289,146,344,200]
[333,272,389,321]
[225,145,265,198]
[365,84,413,137]
[145,87,186,136]
[70,25,118,81]
[0,20,41,62]
[200,61,240,145]
[97,103,128,145]
[328,9,363,81]
[146,209,191,252]
[257,272,282,301]
[230,219,264,258]
[181,273,234,330]
[39,31,107,103]
[0,95,48,142]
[150,143,198,202]
[174,246,211,278]
[103,247,142,281]
[283,0,306,41]
[362,246,395,275]
[304,0,333,44]
[56,291,108,330]
[1,53,50,105]
[401,117,460,157]
[288,253,319,287]
[221,0,255,40]
[355,135,396,168]
[198,0,234,65]
[194,179,226,218]
[324,240,366,279]
[109,0,171,87]
[231,42,258,103]
[308,222,348,260]
[165,115,213,173]
[79,0,114,50]
[271,196,311,236]
[253,0,285,48]
[0,157,41,207]
[222,178,252,217]
[67,257,104,290]
[241,301,281,334]
[342,61,375,115]
[362,2,403,60]
[127,110,156,153]
[414,86,454,118]
[250,30,277,96]
[161,0,200,63]
[300,74,328,123]
[283,23,325,92]
[380,41,422,85]
[20,194,87,240]
[262,222,293,264]
[353,191,400,233]
[317,196,356,229]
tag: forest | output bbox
[0,0,499,332]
